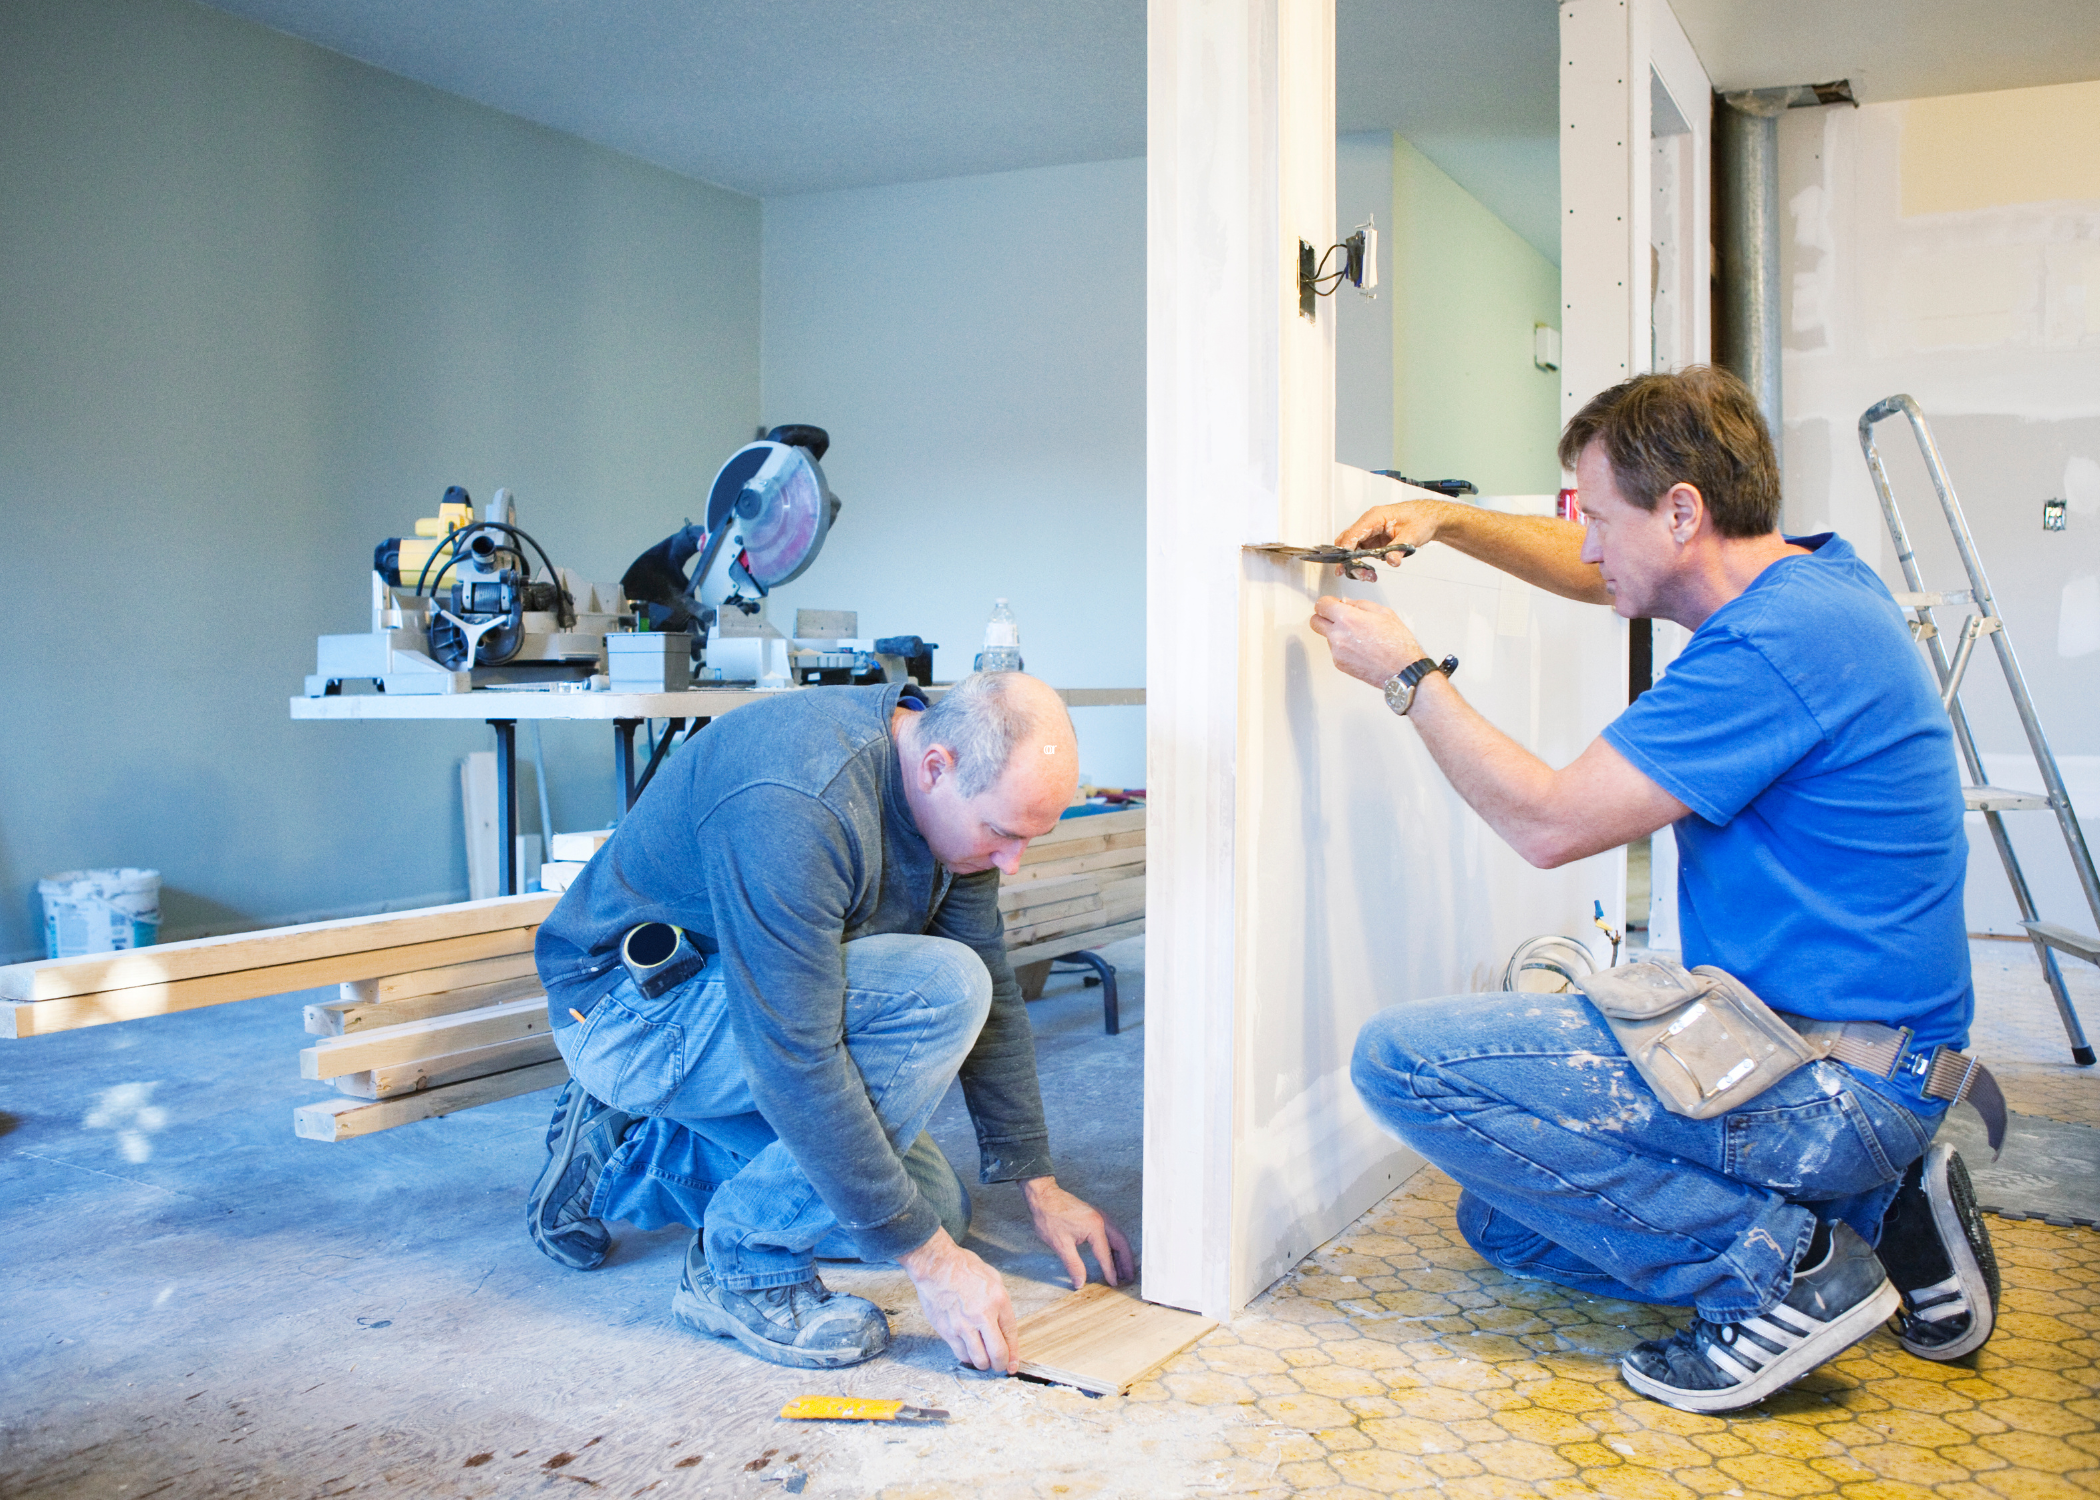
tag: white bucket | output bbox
[38,868,161,960]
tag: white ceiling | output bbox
[200,0,2100,266]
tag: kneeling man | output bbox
[527,672,1132,1372]
[1311,367,1998,1413]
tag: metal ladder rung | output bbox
[1963,785,2051,812]
[1891,589,1973,608]
[2025,921,2100,966]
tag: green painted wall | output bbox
[1389,135,1563,496]
[0,0,761,959]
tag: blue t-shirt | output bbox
[1602,534,1973,1051]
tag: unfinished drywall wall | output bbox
[1148,0,1634,1317]
[756,158,1146,788]
[1391,138,1564,495]
[1779,83,2100,935]
[0,0,760,959]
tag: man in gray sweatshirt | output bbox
[527,671,1131,1371]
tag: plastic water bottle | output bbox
[977,598,1022,673]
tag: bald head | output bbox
[912,671,1078,800]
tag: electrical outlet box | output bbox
[2044,498,2068,531]
[1534,324,1562,372]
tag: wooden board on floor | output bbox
[299,996,549,1080]
[337,950,540,1006]
[293,1058,568,1141]
[1004,918,1145,968]
[1015,1284,1216,1396]
[307,974,545,1036]
[2,926,540,1039]
[0,893,554,1003]
[334,1030,562,1099]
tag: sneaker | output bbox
[1620,1221,1899,1413]
[526,1079,638,1270]
[1877,1142,2000,1360]
[671,1237,891,1369]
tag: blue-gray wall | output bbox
[0,0,761,958]
[757,160,1149,788]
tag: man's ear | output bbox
[919,740,957,791]
[1667,482,1705,543]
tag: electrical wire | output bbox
[411,520,575,627]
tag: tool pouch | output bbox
[1575,959,1821,1120]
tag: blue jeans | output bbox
[1351,992,1942,1322]
[554,933,991,1290]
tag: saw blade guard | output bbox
[701,439,835,598]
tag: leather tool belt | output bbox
[1575,960,2005,1154]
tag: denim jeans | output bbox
[1351,991,1942,1321]
[554,933,992,1289]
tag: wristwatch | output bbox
[1382,655,1459,717]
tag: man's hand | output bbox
[1021,1176,1135,1290]
[900,1227,1018,1373]
[1309,596,1426,688]
[1334,499,1448,575]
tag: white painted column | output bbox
[1144,0,1339,1317]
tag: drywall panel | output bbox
[758,158,1147,788]
[0,0,760,960]
[1231,465,1631,1297]
[1777,88,2100,935]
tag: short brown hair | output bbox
[1557,366,1781,539]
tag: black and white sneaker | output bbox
[1877,1142,2000,1360]
[526,1079,638,1270]
[1620,1221,1899,1413]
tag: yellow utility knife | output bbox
[778,1396,950,1423]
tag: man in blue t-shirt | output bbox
[1308,366,1998,1414]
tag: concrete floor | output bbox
[4,936,2098,1499]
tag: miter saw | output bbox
[304,425,842,696]
[619,423,841,686]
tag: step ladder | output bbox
[1860,394,2100,1065]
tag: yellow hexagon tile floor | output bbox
[1109,1170,2100,1499]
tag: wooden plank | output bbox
[335,1031,562,1099]
[1005,918,1146,968]
[1030,808,1146,847]
[306,974,546,1037]
[0,893,554,1003]
[1005,876,1144,944]
[1015,1284,1216,1396]
[300,996,549,1080]
[293,1058,569,1141]
[1005,845,1146,886]
[1023,833,1108,865]
[2,927,538,1040]
[999,872,1103,913]
[1006,897,1145,949]
[1003,894,1106,934]
[338,950,540,1006]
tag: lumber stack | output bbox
[294,956,565,1143]
[0,893,568,1143]
[1001,806,1146,966]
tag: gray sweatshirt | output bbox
[534,682,1052,1261]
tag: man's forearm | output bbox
[1427,504,1609,606]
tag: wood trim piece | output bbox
[306,975,546,1037]
[3,927,538,1039]
[1015,1284,1217,1396]
[334,1031,563,1100]
[0,893,553,1003]
[299,996,550,1080]
[293,1058,568,1141]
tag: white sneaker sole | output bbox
[1899,1144,1997,1361]
[1621,1279,1900,1414]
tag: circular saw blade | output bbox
[739,449,829,587]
